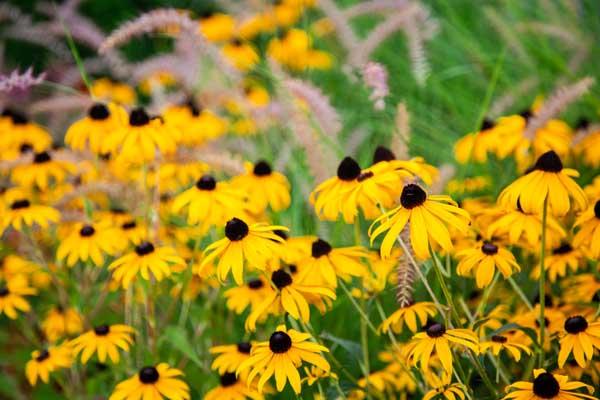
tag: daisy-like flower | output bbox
[210,342,253,374]
[204,372,263,400]
[531,243,584,282]
[237,325,330,394]
[502,369,596,400]
[423,372,467,400]
[91,78,136,106]
[11,151,75,191]
[104,107,177,163]
[498,150,587,216]
[25,345,72,386]
[171,175,247,231]
[379,301,438,334]
[200,218,287,285]
[163,101,227,145]
[41,306,84,342]
[302,366,338,386]
[225,277,273,314]
[118,219,147,245]
[267,29,331,71]
[70,324,134,364]
[108,241,185,289]
[222,38,259,71]
[453,119,500,164]
[558,315,600,367]
[230,160,291,213]
[245,268,336,331]
[109,363,190,400]
[456,241,520,288]
[573,200,600,259]
[297,238,368,288]
[369,183,470,260]
[0,275,37,319]
[0,109,52,158]
[0,189,60,233]
[405,322,479,374]
[479,334,532,361]
[57,222,123,267]
[65,103,127,154]
[198,11,235,42]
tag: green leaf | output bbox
[159,326,203,367]
[319,331,361,359]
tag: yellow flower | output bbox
[502,368,596,400]
[210,342,253,374]
[222,39,259,71]
[423,372,467,400]
[453,119,500,164]
[302,366,337,386]
[108,241,185,289]
[204,373,263,400]
[498,151,587,216]
[42,306,84,342]
[530,243,584,282]
[558,315,600,368]
[70,324,134,364]
[198,12,235,42]
[379,302,438,334]
[56,222,123,267]
[91,78,136,105]
[224,277,273,315]
[267,29,332,70]
[162,101,227,145]
[237,325,330,394]
[109,363,190,400]
[25,345,72,386]
[573,199,600,259]
[11,151,75,190]
[456,241,520,288]
[369,183,470,260]
[479,334,532,361]
[0,274,37,319]
[201,218,286,285]
[230,161,291,212]
[0,109,52,159]
[65,102,127,154]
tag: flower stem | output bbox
[538,196,548,368]
[338,280,378,334]
[360,297,371,400]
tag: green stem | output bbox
[430,253,461,327]
[338,280,378,334]
[538,197,548,368]
[360,298,371,400]
[507,276,534,311]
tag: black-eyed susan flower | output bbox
[109,363,190,400]
[573,200,600,259]
[56,222,123,267]
[531,243,584,282]
[225,277,272,314]
[454,119,500,164]
[423,372,467,400]
[108,241,185,289]
[198,11,235,42]
[210,342,253,374]
[456,241,520,288]
[379,301,437,334]
[237,325,330,393]
[0,188,60,233]
[267,29,332,70]
[105,108,177,163]
[498,151,587,216]
[405,322,479,374]
[11,151,75,191]
[162,101,227,145]
[479,334,532,361]
[91,78,136,106]
[0,275,37,319]
[222,38,259,71]
[245,268,336,331]
[558,315,600,367]
[201,218,286,285]
[70,324,134,364]
[502,369,596,400]
[171,175,247,231]
[369,183,470,260]
[230,160,291,213]
[302,366,338,386]
[42,306,84,342]
[65,103,127,154]
[25,345,72,386]
[118,219,147,245]
[0,109,52,159]
[563,274,600,303]
[204,372,263,400]
[510,305,565,350]
[297,238,368,288]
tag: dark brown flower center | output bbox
[94,325,110,336]
[269,331,292,353]
[552,243,573,255]
[196,175,216,190]
[426,323,446,338]
[535,317,550,328]
[357,171,374,182]
[481,242,498,255]
[481,118,495,131]
[35,349,50,362]
[135,241,155,256]
[3,109,28,124]
[565,316,588,334]
[337,157,361,181]
[274,230,288,240]
[400,184,426,209]
[491,335,507,343]
[271,269,293,289]
[237,342,252,354]
[79,225,95,237]
[0,287,9,297]
[88,103,110,120]
[10,199,30,210]
[20,143,33,154]
[373,146,395,164]
[139,366,159,384]
[253,160,272,176]
[122,220,137,230]
[532,372,560,398]
[225,218,249,241]
[129,108,150,126]
[311,238,332,258]
[33,151,51,164]
[594,200,600,219]
[220,372,237,387]
[186,100,201,116]
[247,279,264,289]
[534,151,563,173]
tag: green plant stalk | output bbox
[338,280,378,334]
[360,297,371,400]
[538,197,548,368]
[507,276,534,311]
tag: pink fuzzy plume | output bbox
[0,68,46,93]
[362,62,388,110]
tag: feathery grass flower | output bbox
[573,200,600,259]
[109,364,190,400]
[57,222,123,267]
[237,325,330,393]
[25,345,72,386]
[42,306,83,342]
[210,342,253,374]
[479,334,532,361]
[70,324,134,364]
[65,103,127,154]
[456,241,520,288]
[245,268,336,331]
[230,160,291,212]
[0,275,37,319]
[405,323,479,374]
[108,241,185,289]
[369,183,470,260]
[502,369,596,400]
[379,302,437,334]
[558,315,600,368]
[201,218,286,285]
[498,151,587,216]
